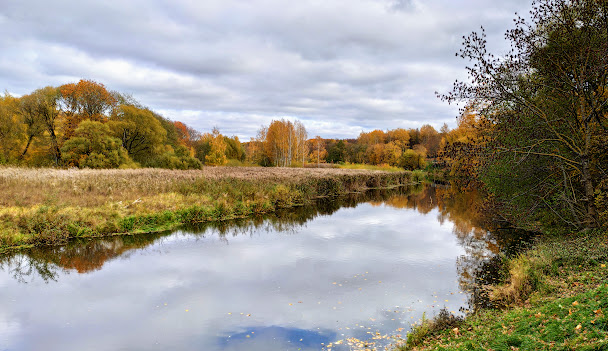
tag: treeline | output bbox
[243,120,447,170]
[1,79,448,170]
[321,125,446,170]
[0,80,204,169]
[438,0,608,232]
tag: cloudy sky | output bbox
[1,0,531,139]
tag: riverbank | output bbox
[0,167,417,252]
[399,231,608,350]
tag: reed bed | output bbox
[0,166,413,250]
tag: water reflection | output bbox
[2,186,425,283]
[0,185,533,350]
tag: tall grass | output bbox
[336,163,405,172]
[0,166,414,251]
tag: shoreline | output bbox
[397,230,608,350]
[0,167,418,252]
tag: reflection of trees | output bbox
[431,186,536,311]
[0,252,59,284]
[374,184,536,312]
[0,184,536,293]
[0,233,167,283]
[0,185,426,283]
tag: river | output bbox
[0,185,531,351]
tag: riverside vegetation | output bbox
[0,167,416,252]
[397,0,608,349]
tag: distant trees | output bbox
[3,79,449,172]
[0,80,206,169]
[254,119,309,167]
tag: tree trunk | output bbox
[581,127,597,229]
[19,134,35,160]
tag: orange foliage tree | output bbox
[59,79,117,140]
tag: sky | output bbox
[1,0,532,139]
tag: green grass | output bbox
[400,232,608,350]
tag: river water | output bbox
[0,186,529,351]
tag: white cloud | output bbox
[1,0,532,138]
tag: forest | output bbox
[0,80,445,170]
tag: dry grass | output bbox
[487,255,536,306]
[0,166,403,208]
[0,166,414,250]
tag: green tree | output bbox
[400,148,426,170]
[109,104,167,163]
[61,120,133,168]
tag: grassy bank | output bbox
[0,167,416,252]
[400,232,608,350]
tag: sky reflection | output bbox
[0,186,504,351]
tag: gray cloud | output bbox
[1,0,532,138]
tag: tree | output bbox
[294,120,308,164]
[173,121,200,149]
[255,119,308,167]
[326,140,346,163]
[420,124,440,158]
[0,93,23,163]
[109,104,167,163]
[17,93,46,160]
[439,105,488,190]
[59,80,117,140]
[205,128,228,166]
[400,148,426,170]
[61,120,133,168]
[382,141,402,166]
[310,136,327,166]
[22,87,63,164]
[443,0,608,229]
[387,128,411,151]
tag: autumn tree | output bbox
[419,124,441,158]
[21,87,63,164]
[309,136,327,165]
[400,147,426,170]
[386,128,411,151]
[59,80,117,140]
[173,121,200,149]
[17,93,46,160]
[255,119,308,167]
[204,128,228,166]
[439,105,488,189]
[0,93,23,163]
[443,0,608,229]
[294,120,308,165]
